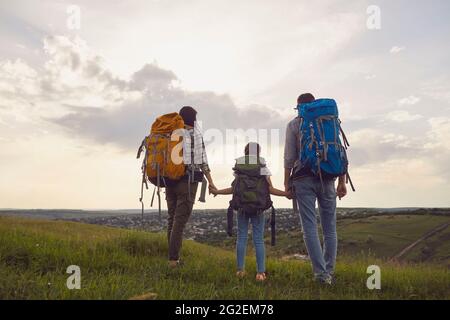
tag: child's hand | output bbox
[285,190,293,200]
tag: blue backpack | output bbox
[297,98,355,191]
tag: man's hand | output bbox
[282,181,292,200]
[284,168,292,198]
[336,181,347,200]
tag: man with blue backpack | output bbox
[284,93,355,285]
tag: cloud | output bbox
[425,117,450,150]
[386,110,423,122]
[40,35,129,106]
[364,74,376,80]
[349,130,450,185]
[398,95,420,106]
[0,35,131,114]
[421,77,450,104]
[347,129,422,167]
[1,0,450,208]
[424,117,450,180]
[1,35,449,182]
[0,35,289,151]
[53,84,288,150]
[390,46,405,54]
[129,64,178,91]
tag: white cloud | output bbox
[347,128,420,167]
[348,120,450,194]
[425,117,450,150]
[1,0,450,208]
[380,133,414,148]
[41,35,130,108]
[386,110,423,122]
[0,59,39,95]
[0,35,288,151]
[424,117,450,182]
[390,46,405,54]
[0,35,136,124]
[70,0,364,100]
[421,77,450,103]
[398,95,420,106]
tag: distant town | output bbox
[58,207,449,244]
[1,207,448,246]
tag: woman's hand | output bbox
[209,183,217,192]
[209,185,218,197]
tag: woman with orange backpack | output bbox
[138,106,216,268]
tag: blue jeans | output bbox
[294,176,337,281]
[236,212,266,273]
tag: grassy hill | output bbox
[0,216,449,300]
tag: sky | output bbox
[0,0,449,209]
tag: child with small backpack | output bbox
[210,142,289,281]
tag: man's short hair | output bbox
[297,93,315,104]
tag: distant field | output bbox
[1,207,448,220]
[338,215,449,261]
[0,209,150,220]
[0,216,449,300]
[213,214,450,266]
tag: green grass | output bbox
[0,216,449,300]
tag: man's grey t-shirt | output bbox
[284,117,311,179]
[284,117,300,170]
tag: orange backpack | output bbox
[137,112,186,218]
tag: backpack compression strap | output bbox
[137,137,149,223]
[270,206,276,246]
[226,205,234,237]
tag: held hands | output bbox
[284,183,293,200]
[208,184,218,197]
[284,190,293,200]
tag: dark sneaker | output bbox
[329,273,337,284]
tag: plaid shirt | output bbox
[182,126,210,174]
